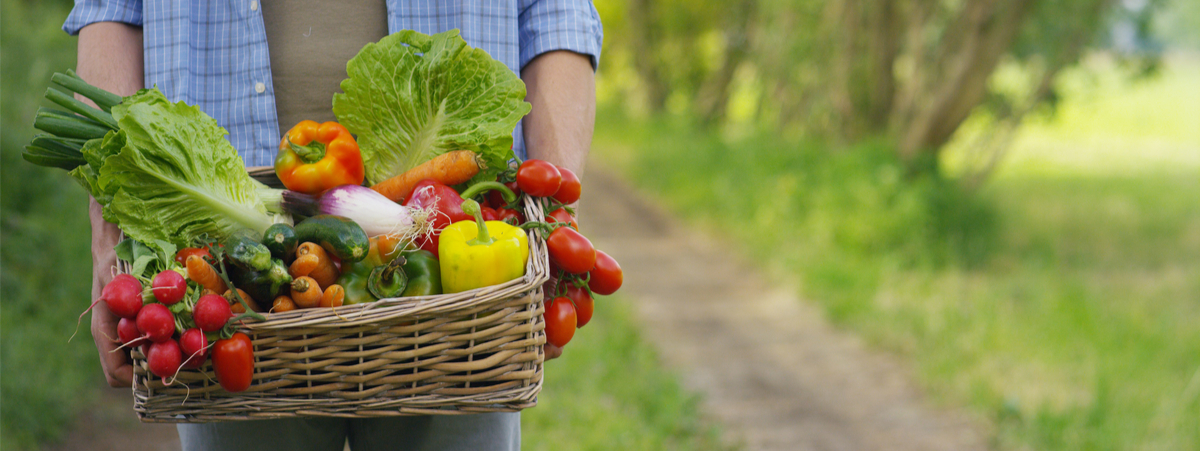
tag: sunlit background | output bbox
[3,0,1198,450]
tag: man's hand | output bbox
[78,22,144,387]
[90,199,134,387]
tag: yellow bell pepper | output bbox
[439,199,529,293]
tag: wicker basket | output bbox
[127,171,549,422]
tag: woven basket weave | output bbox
[128,170,549,422]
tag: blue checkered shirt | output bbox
[64,0,603,165]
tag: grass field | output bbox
[594,55,1200,451]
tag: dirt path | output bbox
[52,167,988,451]
[578,167,990,451]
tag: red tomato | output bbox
[565,285,594,328]
[480,206,499,222]
[544,297,577,347]
[546,208,578,231]
[552,167,581,204]
[547,227,596,274]
[496,207,524,225]
[588,250,623,295]
[212,333,255,392]
[516,160,561,197]
[174,247,211,266]
[488,181,522,209]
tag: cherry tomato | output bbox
[565,284,594,328]
[496,207,524,225]
[212,332,255,392]
[544,297,577,347]
[517,160,561,197]
[547,227,596,274]
[552,167,581,204]
[488,181,522,209]
[175,247,212,266]
[546,207,578,231]
[480,206,499,222]
[587,250,623,295]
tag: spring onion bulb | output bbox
[281,184,431,238]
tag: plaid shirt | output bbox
[64,0,603,165]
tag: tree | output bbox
[604,0,1160,177]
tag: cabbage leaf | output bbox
[333,29,530,185]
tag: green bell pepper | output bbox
[338,239,412,304]
[398,250,441,297]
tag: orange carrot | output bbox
[271,295,297,313]
[291,276,322,308]
[320,284,345,308]
[187,255,227,294]
[371,150,483,202]
[290,242,339,288]
[225,288,260,313]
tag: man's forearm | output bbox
[520,50,596,178]
[77,22,144,98]
[79,22,144,279]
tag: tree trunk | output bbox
[896,0,1034,162]
[696,0,757,125]
[627,0,669,111]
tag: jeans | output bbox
[176,413,520,451]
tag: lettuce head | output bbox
[333,29,531,185]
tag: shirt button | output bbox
[250,1,258,11]
[255,82,266,94]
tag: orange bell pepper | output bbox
[275,120,364,194]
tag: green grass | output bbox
[593,56,1200,451]
[523,298,728,451]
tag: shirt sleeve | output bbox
[518,0,604,71]
[62,0,144,36]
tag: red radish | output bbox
[117,317,145,346]
[101,274,145,318]
[147,339,183,381]
[151,270,187,305]
[72,274,146,343]
[179,328,208,369]
[136,303,176,343]
[193,294,233,332]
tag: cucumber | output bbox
[231,258,292,303]
[294,215,370,262]
[262,223,298,261]
[223,230,272,271]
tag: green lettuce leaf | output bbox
[96,88,274,249]
[333,29,531,185]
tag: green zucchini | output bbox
[294,215,370,262]
[262,223,298,261]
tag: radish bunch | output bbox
[99,254,255,384]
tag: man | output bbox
[66,1,601,449]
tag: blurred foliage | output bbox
[1,0,101,450]
[596,0,1172,177]
[594,53,1200,451]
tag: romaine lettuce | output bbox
[94,89,275,248]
